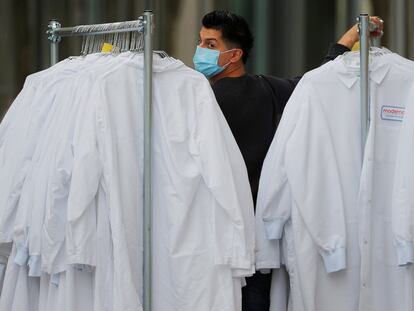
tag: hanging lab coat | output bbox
[256,49,414,311]
[0,52,255,311]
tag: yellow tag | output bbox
[101,43,113,53]
[352,42,360,51]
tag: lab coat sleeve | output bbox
[66,84,102,267]
[255,80,306,270]
[215,102,256,277]
[0,84,38,243]
[193,82,253,272]
[284,88,347,273]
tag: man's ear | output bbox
[231,49,244,63]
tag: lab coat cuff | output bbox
[395,240,414,266]
[14,245,29,266]
[263,217,285,240]
[51,273,60,286]
[28,255,42,277]
[230,255,254,270]
[232,265,255,278]
[66,253,96,268]
[256,260,281,271]
[319,247,346,273]
[215,254,252,271]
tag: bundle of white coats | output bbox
[256,48,414,311]
[0,52,255,311]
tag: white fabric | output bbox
[0,243,12,295]
[269,266,289,311]
[256,49,414,311]
[0,52,254,311]
[0,245,94,311]
[389,51,414,266]
[89,55,254,311]
[0,59,72,247]
[392,87,414,265]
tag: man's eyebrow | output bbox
[204,38,218,42]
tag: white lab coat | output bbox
[0,52,255,311]
[256,49,414,311]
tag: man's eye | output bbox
[208,43,216,48]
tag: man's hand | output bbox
[337,16,384,50]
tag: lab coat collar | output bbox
[335,51,391,88]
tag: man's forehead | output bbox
[200,27,222,39]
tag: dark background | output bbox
[1,0,413,118]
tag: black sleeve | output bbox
[323,43,351,63]
[267,43,351,95]
[263,43,351,109]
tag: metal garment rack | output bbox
[46,11,154,311]
[358,13,383,155]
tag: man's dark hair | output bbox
[202,10,254,64]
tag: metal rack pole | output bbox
[359,14,370,155]
[50,25,144,37]
[143,10,154,311]
[47,20,62,66]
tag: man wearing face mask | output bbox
[193,9,382,311]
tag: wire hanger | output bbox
[72,20,169,58]
[74,20,144,54]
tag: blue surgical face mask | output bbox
[193,46,233,78]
